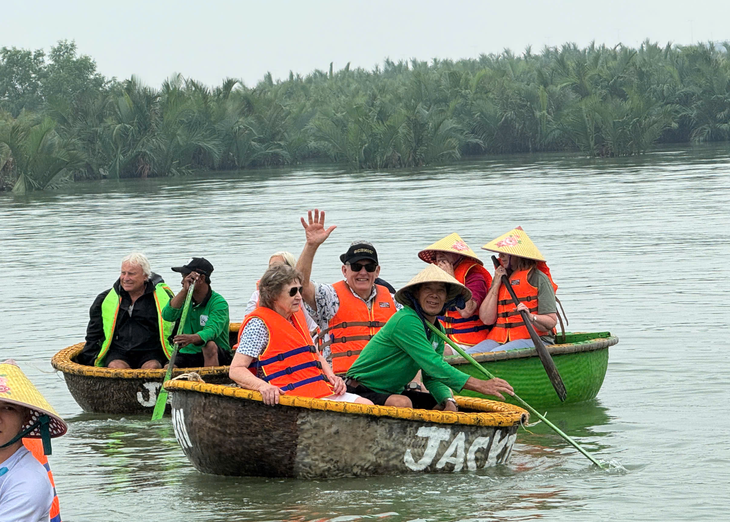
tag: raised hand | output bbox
[300,209,336,247]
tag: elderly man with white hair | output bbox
[79,253,175,369]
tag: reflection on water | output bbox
[3,144,730,520]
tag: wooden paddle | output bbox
[425,320,605,469]
[491,256,567,402]
[151,281,196,421]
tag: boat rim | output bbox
[165,379,528,427]
[51,343,230,379]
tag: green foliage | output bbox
[1,39,730,191]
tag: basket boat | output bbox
[448,331,618,410]
[165,379,528,478]
[52,343,233,415]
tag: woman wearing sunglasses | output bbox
[229,264,372,406]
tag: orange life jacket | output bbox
[487,268,553,343]
[22,438,61,522]
[320,281,396,374]
[243,307,334,399]
[438,261,493,346]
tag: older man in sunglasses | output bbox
[297,209,401,374]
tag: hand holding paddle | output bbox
[491,256,567,402]
[151,281,196,420]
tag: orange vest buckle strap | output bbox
[487,268,552,343]
[326,281,397,374]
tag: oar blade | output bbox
[151,389,168,420]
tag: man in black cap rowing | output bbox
[296,209,401,375]
[161,257,232,368]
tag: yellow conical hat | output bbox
[418,233,483,265]
[395,264,472,307]
[481,227,545,261]
[0,363,67,438]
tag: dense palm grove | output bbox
[1,40,729,193]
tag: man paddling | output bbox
[79,253,175,368]
[162,257,232,367]
[345,264,514,410]
[296,209,401,374]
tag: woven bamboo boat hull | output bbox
[449,332,618,410]
[51,343,233,414]
[165,380,528,478]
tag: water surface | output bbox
[2,145,729,520]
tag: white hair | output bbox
[269,251,297,268]
[121,252,151,278]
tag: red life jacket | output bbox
[320,281,396,374]
[487,268,553,343]
[438,261,493,346]
[22,438,61,522]
[243,307,334,399]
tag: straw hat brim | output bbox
[0,364,67,438]
[395,265,472,307]
[481,227,546,262]
[418,233,484,266]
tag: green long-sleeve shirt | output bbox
[161,289,231,354]
[346,307,470,404]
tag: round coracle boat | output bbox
[165,378,528,478]
[51,342,233,414]
[448,331,618,410]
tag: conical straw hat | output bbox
[418,233,483,265]
[395,264,472,307]
[481,226,545,261]
[0,363,67,438]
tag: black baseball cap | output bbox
[171,257,214,276]
[339,242,378,265]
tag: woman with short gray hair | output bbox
[230,264,371,406]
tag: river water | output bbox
[2,145,729,521]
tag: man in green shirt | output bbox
[161,258,232,367]
[346,264,513,411]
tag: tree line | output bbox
[1,40,729,193]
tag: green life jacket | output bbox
[95,282,175,367]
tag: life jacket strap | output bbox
[256,345,316,367]
[321,335,373,348]
[279,374,328,392]
[330,349,363,359]
[320,321,386,336]
[263,360,322,381]
[443,324,491,335]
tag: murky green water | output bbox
[2,145,729,520]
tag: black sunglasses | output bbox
[288,286,304,297]
[348,262,377,273]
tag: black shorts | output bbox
[345,381,438,409]
[173,346,233,368]
[105,348,166,369]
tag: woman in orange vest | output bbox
[229,264,372,406]
[418,233,493,351]
[468,227,559,354]
[0,361,67,522]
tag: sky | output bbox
[3,0,729,89]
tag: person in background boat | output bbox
[243,251,318,337]
[418,233,492,354]
[468,227,558,354]
[296,209,401,375]
[345,265,514,410]
[161,258,233,368]
[0,360,67,522]
[229,264,372,406]
[78,253,175,369]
